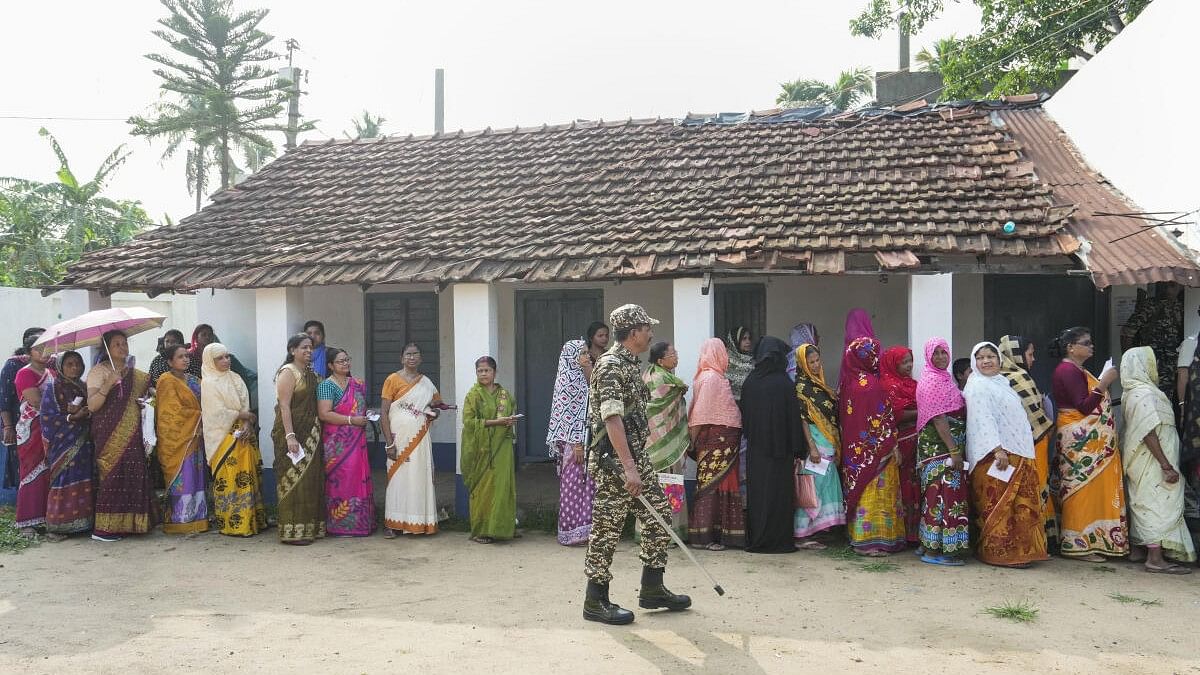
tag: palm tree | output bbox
[776,67,874,111]
[916,36,959,75]
[344,111,386,140]
[129,0,290,190]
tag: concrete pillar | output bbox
[58,289,111,365]
[254,287,304,467]
[908,274,954,379]
[671,277,714,397]
[451,283,499,518]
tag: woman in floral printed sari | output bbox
[1051,326,1127,561]
[839,336,904,556]
[643,341,689,540]
[913,338,969,565]
[687,337,745,550]
[793,343,845,548]
[317,348,375,537]
[462,356,518,543]
[41,350,94,538]
[155,344,209,534]
[201,343,266,537]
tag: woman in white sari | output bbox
[1121,346,1195,573]
[379,342,442,538]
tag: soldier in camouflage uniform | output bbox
[1122,281,1184,400]
[583,304,691,625]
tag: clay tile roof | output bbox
[60,101,1194,292]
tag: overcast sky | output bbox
[1,0,979,222]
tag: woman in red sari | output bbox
[880,346,920,547]
[316,348,375,536]
[13,345,54,537]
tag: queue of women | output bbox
[2,307,1196,575]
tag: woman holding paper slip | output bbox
[461,356,518,543]
[272,334,325,545]
[380,342,442,537]
[964,342,1048,568]
[913,338,969,565]
[792,343,845,547]
[1051,326,1128,561]
[201,343,266,537]
[317,348,375,537]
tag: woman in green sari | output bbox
[462,356,519,543]
[643,341,690,539]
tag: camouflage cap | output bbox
[609,304,660,331]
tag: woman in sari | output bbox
[3,328,44,498]
[914,338,969,565]
[643,341,689,540]
[582,322,610,380]
[462,356,518,543]
[546,339,595,546]
[155,345,209,534]
[380,342,442,537]
[272,333,325,545]
[1121,346,1195,573]
[725,326,754,401]
[742,336,807,553]
[201,343,266,537]
[786,323,818,381]
[964,342,1049,567]
[1051,326,1127,561]
[687,338,745,549]
[843,309,876,348]
[793,343,845,547]
[839,336,905,556]
[880,346,920,546]
[317,348,374,537]
[997,335,1058,546]
[13,344,53,536]
[87,330,157,541]
[41,350,94,539]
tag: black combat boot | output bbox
[583,580,635,625]
[638,566,692,611]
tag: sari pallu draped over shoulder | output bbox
[155,372,209,534]
[881,345,919,544]
[202,343,266,537]
[13,366,51,529]
[384,373,440,534]
[41,370,94,534]
[794,343,846,538]
[725,327,754,401]
[462,383,516,540]
[272,363,325,543]
[914,338,969,556]
[643,364,689,471]
[1121,347,1196,562]
[546,339,595,546]
[998,334,1058,544]
[688,337,745,548]
[838,337,898,515]
[90,364,157,535]
[321,376,375,536]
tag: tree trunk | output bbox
[219,132,231,190]
[194,146,203,213]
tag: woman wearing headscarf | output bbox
[642,341,689,540]
[964,342,1049,568]
[997,335,1058,545]
[914,338,969,565]
[1051,326,1127,562]
[793,343,845,548]
[546,339,596,546]
[843,309,877,348]
[786,323,818,381]
[742,336,807,553]
[1120,346,1195,573]
[154,344,209,534]
[40,350,94,539]
[880,346,920,547]
[839,336,904,556]
[725,326,755,401]
[687,337,745,550]
[201,343,266,537]
[187,324,258,407]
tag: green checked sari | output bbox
[642,364,689,539]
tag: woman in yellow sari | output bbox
[1120,346,1195,573]
[155,345,209,534]
[202,343,266,536]
[1050,326,1127,561]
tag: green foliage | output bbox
[0,129,153,287]
[915,36,960,74]
[1108,593,1162,607]
[0,507,40,553]
[129,0,298,192]
[983,599,1039,623]
[344,111,387,140]
[851,0,1153,99]
[858,560,900,573]
[777,67,875,111]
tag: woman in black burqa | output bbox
[741,335,808,553]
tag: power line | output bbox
[0,115,127,122]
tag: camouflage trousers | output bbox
[584,449,671,583]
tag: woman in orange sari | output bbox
[155,344,209,534]
[963,342,1049,568]
[1051,326,1127,561]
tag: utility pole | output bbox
[282,38,302,151]
[897,6,910,71]
[434,68,445,135]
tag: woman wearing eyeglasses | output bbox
[317,348,375,537]
[1051,326,1127,562]
[379,342,442,538]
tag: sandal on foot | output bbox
[796,540,827,550]
[862,550,890,558]
[475,536,494,544]
[1145,563,1192,575]
[383,529,396,539]
[705,542,726,551]
[1070,553,1107,563]
[921,554,965,567]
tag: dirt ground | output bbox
[3,510,1200,675]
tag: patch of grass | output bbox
[984,600,1039,623]
[0,506,39,554]
[1107,593,1161,607]
[1092,565,1118,573]
[518,502,559,535]
[819,545,859,561]
[858,560,899,573]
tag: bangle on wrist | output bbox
[285,432,297,439]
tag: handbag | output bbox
[794,459,818,510]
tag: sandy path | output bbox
[1,529,1198,674]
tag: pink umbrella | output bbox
[32,306,167,353]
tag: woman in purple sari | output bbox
[41,350,94,539]
[547,339,596,546]
[317,348,375,536]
